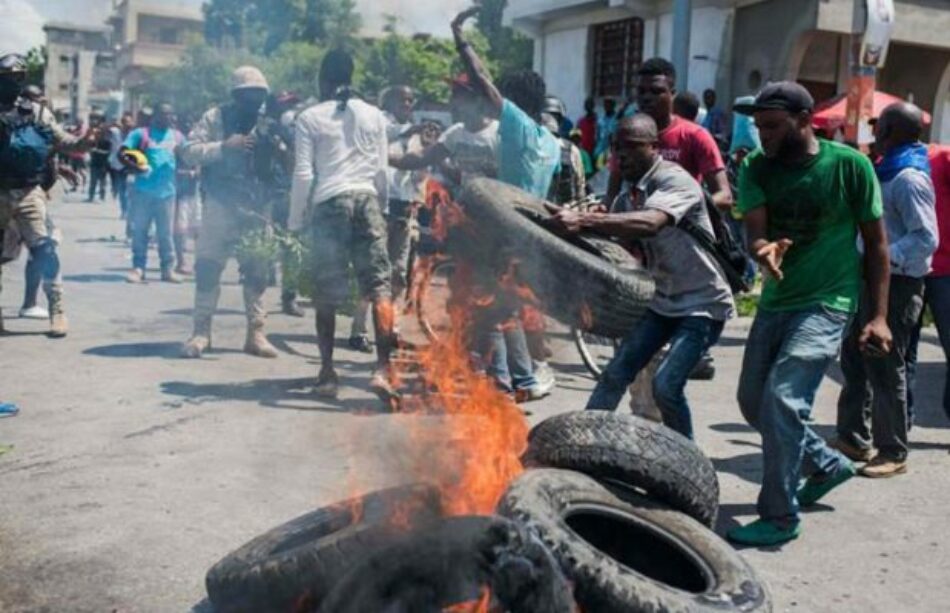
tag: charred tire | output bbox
[497,469,771,613]
[456,178,653,338]
[524,411,719,527]
[317,515,575,613]
[205,484,441,613]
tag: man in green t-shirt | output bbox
[728,83,892,547]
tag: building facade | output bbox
[109,0,204,113]
[43,22,118,123]
[506,0,950,143]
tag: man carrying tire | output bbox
[452,7,561,400]
[548,114,734,439]
[728,83,892,546]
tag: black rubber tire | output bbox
[524,411,720,527]
[317,515,575,613]
[456,178,654,338]
[205,484,442,613]
[497,469,771,613]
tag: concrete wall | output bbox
[730,0,819,100]
[877,42,950,142]
[536,4,732,119]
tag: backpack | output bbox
[0,109,54,187]
[678,192,752,294]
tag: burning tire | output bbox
[497,469,771,613]
[523,411,719,527]
[317,515,575,613]
[456,178,654,338]
[205,484,442,613]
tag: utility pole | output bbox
[672,0,692,91]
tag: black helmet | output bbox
[0,53,27,75]
[542,95,567,118]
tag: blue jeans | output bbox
[737,306,851,522]
[480,322,538,392]
[586,310,725,439]
[130,191,175,271]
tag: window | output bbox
[591,18,644,98]
[159,27,178,45]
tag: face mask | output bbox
[0,78,21,105]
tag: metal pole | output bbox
[672,0,692,91]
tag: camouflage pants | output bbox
[308,191,391,308]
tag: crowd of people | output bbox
[1,5,949,549]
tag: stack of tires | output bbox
[504,410,771,612]
[204,413,770,612]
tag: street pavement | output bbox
[1,190,949,612]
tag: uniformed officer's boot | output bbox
[181,287,218,358]
[47,289,67,338]
[243,284,278,358]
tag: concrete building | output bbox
[43,22,118,123]
[506,0,950,142]
[108,0,204,112]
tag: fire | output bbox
[443,587,491,613]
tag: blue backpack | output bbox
[0,110,55,186]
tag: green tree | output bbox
[24,46,47,87]
[475,0,533,76]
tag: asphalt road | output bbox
[1,191,949,612]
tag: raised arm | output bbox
[452,8,503,116]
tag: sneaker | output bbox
[126,268,145,283]
[282,298,305,318]
[161,269,182,284]
[828,437,875,463]
[859,456,908,479]
[727,519,801,547]
[533,361,556,390]
[314,371,340,399]
[174,265,193,276]
[797,462,857,507]
[19,305,49,320]
[348,335,373,353]
[520,383,553,403]
[688,354,716,380]
[369,370,400,406]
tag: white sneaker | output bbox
[533,361,557,390]
[19,306,49,320]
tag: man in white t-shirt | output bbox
[290,50,396,402]
[390,74,499,191]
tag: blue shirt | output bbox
[880,168,939,278]
[124,127,184,199]
[497,99,560,198]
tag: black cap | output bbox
[734,81,814,115]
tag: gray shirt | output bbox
[614,159,735,321]
[881,168,938,278]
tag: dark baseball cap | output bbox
[734,81,814,115]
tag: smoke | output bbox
[359,0,472,37]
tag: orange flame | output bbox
[443,587,491,613]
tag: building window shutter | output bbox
[591,18,644,98]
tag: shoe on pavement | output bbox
[181,335,211,358]
[533,361,556,389]
[520,382,553,403]
[797,462,857,507]
[161,269,182,284]
[348,335,373,353]
[19,305,49,320]
[174,265,193,276]
[688,354,716,380]
[859,456,908,479]
[727,519,801,547]
[828,436,875,463]
[282,299,305,318]
[369,369,400,406]
[48,313,68,338]
[244,328,279,358]
[314,371,340,399]
[126,268,145,283]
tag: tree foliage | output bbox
[25,46,47,87]
[203,0,361,53]
[475,0,533,77]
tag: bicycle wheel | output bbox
[572,327,621,379]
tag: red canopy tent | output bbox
[812,91,932,132]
